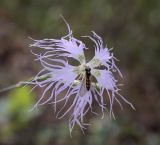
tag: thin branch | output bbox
[0,74,51,93]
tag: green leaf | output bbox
[8,86,35,113]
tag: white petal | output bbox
[30,19,86,64]
[92,69,117,90]
[53,62,78,84]
[86,32,122,78]
[92,69,134,117]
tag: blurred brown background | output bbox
[0,0,160,145]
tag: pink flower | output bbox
[28,17,134,134]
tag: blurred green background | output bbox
[0,0,160,145]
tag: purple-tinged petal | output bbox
[92,69,134,117]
